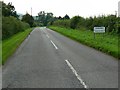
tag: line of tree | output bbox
[21,13,35,27]
[52,15,120,34]
[35,11,70,26]
[1,1,32,39]
[35,11,54,26]
[2,0,119,39]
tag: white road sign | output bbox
[94,27,105,33]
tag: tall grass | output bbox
[49,26,119,59]
[2,29,32,65]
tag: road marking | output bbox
[46,34,49,38]
[65,60,88,89]
[50,40,58,49]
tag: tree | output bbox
[2,1,30,39]
[116,17,120,34]
[2,1,18,18]
[37,11,54,26]
[44,12,53,26]
[38,11,46,25]
[106,15,116,32]
[22,13,34,27]
[58,16,63,20]
[76,16,85,29]
[85,17,94,30]
[70,16,81,29]
[63,14,70,19]
[2,16,30,39]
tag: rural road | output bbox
[2,27,118,88]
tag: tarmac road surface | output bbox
[2,27,118,88]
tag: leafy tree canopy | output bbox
[63,14,70,19]
[2,1,18,18]
[37,11,54,26]
[22,13,34,27]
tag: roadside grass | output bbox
[2,29,32,65]
[49,26,119,59]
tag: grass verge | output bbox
[2,28,32,65]
[49,26,119,59]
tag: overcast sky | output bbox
[3,0,120,18]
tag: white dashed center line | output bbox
[46,34,50,38]
[65,60,88,89]
[50,40,58,49]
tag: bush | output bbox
[22,13,34,27]
[70,16,81,29]
[2,16,30,39]
[51,15,118,34]
[53,20,70,28]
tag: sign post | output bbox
[94,27,105,39]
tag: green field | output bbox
[49,26,119,59]
[2,29,32,65]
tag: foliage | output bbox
[22,13,34,27]
[70,16,81,29]
[63,14,70,19]
[53,20,70,28]
[115,17,120,34]
[49,26,119,59]
[36,11,70,26]
[2,1,18,18]
[2,1,31,40]
[52,15,119,34]
[57,16,63,20]
[37,11,54,26]
[2,16,30,39]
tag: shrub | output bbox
[2,16,30,39]
[70,16,81,29]
[53,20,70,28]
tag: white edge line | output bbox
[65,60,88,89]
[50,40,58,49]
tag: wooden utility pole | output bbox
[115,11,117,17]
[31,7,32,16]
